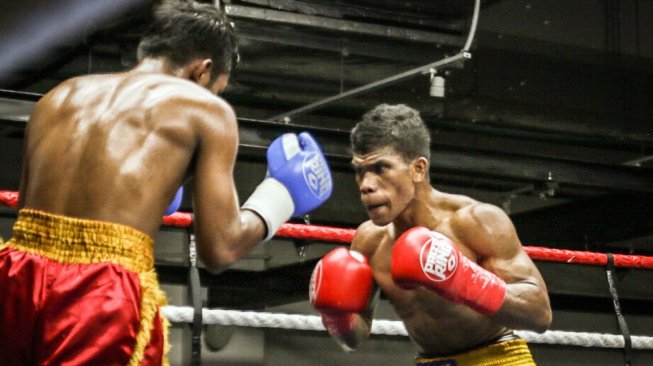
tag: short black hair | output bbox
[137,0,239,76]
[351,104,431,162]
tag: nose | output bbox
[358,172,377,195]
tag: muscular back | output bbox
[20,72,228,237]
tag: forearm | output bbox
[222,209,268,267]
[493,281,552,333]
[311,249,377,351]
[197,210,267,273]
[325,313,372,352]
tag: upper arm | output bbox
[18,95,47,209]
[18,123,29,209]
[190,100,243,267]
[453,204,546,288]
[455,203,552,331]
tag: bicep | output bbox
[18,108,39,209]
[462,205,552,330]
[459,204,545,287]
[191,107,241,259]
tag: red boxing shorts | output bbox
[0,209,169,366]
[415,339,536,366]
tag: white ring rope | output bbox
[161,306,653,350]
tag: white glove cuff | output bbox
[242,178,295,241]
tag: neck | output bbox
[393,183,438,234]
[131,58,184,78]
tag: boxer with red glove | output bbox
[309,247,374,350]
[391,226,506,316]
[331,104,551,364]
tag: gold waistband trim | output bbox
[4,209,154,273]
[415,339,535,366]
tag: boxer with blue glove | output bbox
[0,3,333,365]
[0,3,246,365]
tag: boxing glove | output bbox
[391,227,506,316]
[164,186,184,216]
[243,132,333,240]
[309,247,373,336]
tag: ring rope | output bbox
[160,306,653,350]
[1,190,652,269]
[3,190,652,349]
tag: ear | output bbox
[190,59,213,87]
[411,157,429,183]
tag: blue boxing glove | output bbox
[164,186,184,216]
[268,132,333,216]
[242,132,333,240]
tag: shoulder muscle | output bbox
[451,203,521,259]
[351,221,385,258]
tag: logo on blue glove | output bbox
[303,152,332,199]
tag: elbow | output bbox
[333,331,368,353]
[497,291,552,333]
[530,306,553,333]
[535,292,554,333]
[198,245,242,274]
[201,259,230,275]
[340,338,363,353]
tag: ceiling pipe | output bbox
[267,0,481,123]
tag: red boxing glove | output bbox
[391,227,506,316]
[309,247,373,335]
[319,313,357,337]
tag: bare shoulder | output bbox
[453,201,512,231]
[150,75,232,109]
[143,75,238,133]
[36,74,89,104]
[351,220,387,258]
[450,200,520,258]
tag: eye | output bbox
[373,163,389,174]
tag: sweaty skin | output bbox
[344,147,551,355]
[19,59,266,272]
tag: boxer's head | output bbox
[137,1,240,87]
[350,104,431,224]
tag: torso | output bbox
[353,190,513,355]
[20,71,223,237]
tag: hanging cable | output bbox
[267,0,480,122]
[463,0,481,52]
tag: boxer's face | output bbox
[352,147,415,225]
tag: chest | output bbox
[367,227,478,302]
[371,225,476,269]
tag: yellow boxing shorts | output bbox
[415,338,536,366]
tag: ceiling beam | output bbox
[234,119,653,194]
[225,5,464,45]
[1,115,651,194]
